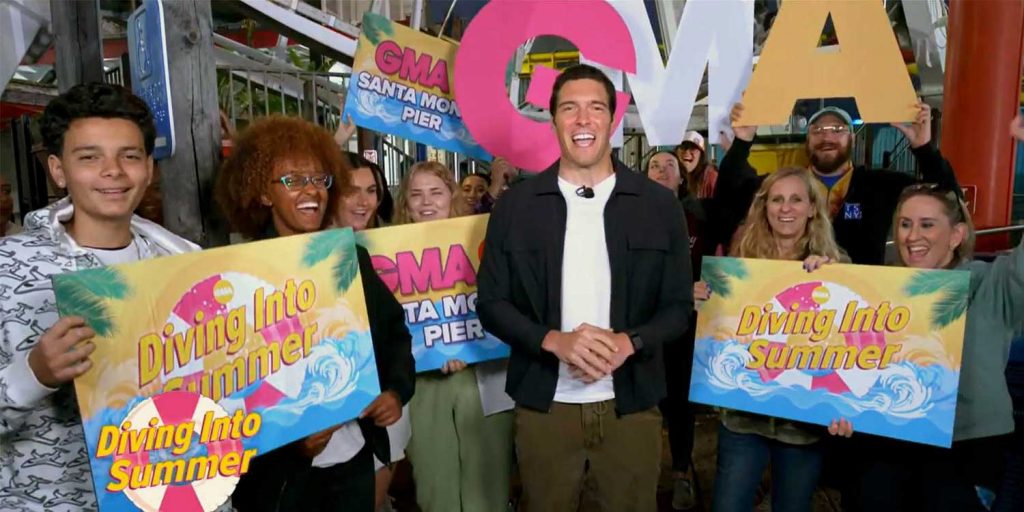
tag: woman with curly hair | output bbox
[214,115,345,239]
[218,116,415,512]
[704,167,848,512]
[395,161,515,512]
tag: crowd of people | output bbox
[0,63,1022,512]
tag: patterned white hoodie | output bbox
[0,198,197,511]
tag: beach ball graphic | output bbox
[162,273,312,410]
[755,281,886,397]
[117,391,242,512]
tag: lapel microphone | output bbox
[575,185,595,199]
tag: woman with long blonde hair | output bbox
[706,167,846,512]
[732,167,844,261]
[393,161,470,224]
[396,161,514,512]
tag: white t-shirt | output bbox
[312,421,365,468]
[553,174,616,404]
[88,240,142,266]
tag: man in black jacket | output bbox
[720,102,960,264]
[477,64,693,511]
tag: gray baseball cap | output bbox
[808,106,854,128]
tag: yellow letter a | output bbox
[738,0,917,126]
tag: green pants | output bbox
[406,367,514,512]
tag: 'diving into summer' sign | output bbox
[690,257,969,448]
[54,228,381,511]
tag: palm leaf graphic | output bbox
[903,270,961,296]
[301,228,359,292]
[700,258,748,299]
[903,270,969,329]
[362,12,395,46]
[302,229,350,267]
[332,243,359,293]
[354,231,370,251]
[930,289,969,329]
[53,267,131,336]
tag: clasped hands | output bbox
[542,323,634,384]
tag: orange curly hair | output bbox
[215,115,350,239]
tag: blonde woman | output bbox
[705,167,845,512]
[396,162,514,512]
[823,183,1022,511]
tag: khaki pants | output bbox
[515,400,662,512]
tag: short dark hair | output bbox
[39,82,156,157]
[460,172,490,186]
[549,64,616,118]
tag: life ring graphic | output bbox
[754,281,886,397]
[117,391,242,511]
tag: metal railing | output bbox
[216,66,348,131]
[380,135,415,188]
[886,135,915,173]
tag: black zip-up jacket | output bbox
[477,159,693,416]
[233,244,414,511]
[716,138,960,265]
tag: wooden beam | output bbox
[159,0,229,247]
[1,82,58,107]
[49,0,104,92]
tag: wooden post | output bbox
[158,0,229,247]
[940,0,1024,250]
[50,0,104,91]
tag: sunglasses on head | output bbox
[901,183,969,221]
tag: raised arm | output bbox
[895,100,960,194]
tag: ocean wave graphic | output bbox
[698,338,957,420]
[703,341,777,398]
[355,89,402,124]
[835,364,934,417]
[353,88,488,158]
[268,330,375,417]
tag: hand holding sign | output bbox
[28,316,96,387]
[441,359,468,375]
[802,255,835,272]
[729,103,757,142]
[829,418,854,438]
[334,111,357,146]
[300,426,342,459]
[361,390,403,427]
[890,100,933,149]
